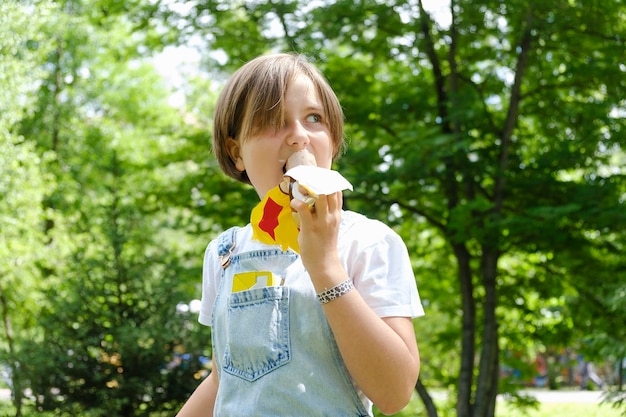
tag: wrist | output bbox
[305,259,345,291]
[302,250,341,278]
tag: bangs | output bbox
[248,90,285,136]
[239,60,295,140]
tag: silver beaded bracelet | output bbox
[317,278,354,304]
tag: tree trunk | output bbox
[473,249,500,417]
[471,7,535,417]
[415,378,439,417]
[454,244,476,417]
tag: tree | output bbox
[0,1,56,415]
[171,1,626,416]
[6,0,216,415]
[3,0,624,416]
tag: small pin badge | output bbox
[220,243,235,269]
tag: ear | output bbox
[226,137,245,171]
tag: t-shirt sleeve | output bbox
[198,239,220,327]
[348,222,424,319]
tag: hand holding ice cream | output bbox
[251,149,353,252]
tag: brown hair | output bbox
[212,53,345,184]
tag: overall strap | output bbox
[217,226,239,269]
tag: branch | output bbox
[494,11,534,213]
[389,198,446,231]
[418,0,462,215]
[417,0,449,128]
[456,72,500,135]
[346,194,446,232]
[269,0,298,51]
[415,378,439,417]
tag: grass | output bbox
[373,389,625,417]
[0,390,624,417]
[497,401,623,417]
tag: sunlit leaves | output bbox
[2,0,625,415]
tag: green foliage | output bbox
[0,1,59,415]
[1,0,223,415]
[175,1,626,416]
[1,0,624,416]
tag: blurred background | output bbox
[0,0,624,416]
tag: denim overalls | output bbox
[211,226,370,416]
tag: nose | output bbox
[286,120,310,149]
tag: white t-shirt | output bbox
[199,210,424,326]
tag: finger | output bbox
[327,191,343,212]
[316,192,340,215]
[312,193,327,212]
[290,197,308,213]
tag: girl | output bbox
[177,53,424,417]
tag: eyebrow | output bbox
[303,104,325,114]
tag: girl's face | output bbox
[230,73,335,198]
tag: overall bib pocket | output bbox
[223,285,291,381]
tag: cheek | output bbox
[318,156,332,169]
[240,145,259,166]
[316,146,335,169]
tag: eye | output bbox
[306,113,322,123]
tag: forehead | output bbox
[250,73,324,120]
[285,74,323,105]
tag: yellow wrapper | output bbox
[250,186,300,252]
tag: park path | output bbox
[516,389,604,403]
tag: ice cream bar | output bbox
[281,149,353,209]
[285,149,317,171]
